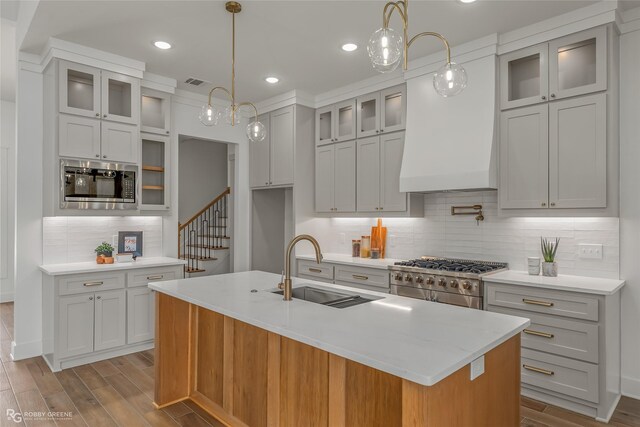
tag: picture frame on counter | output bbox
[118,231,143,258]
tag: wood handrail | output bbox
[179,187,230,231]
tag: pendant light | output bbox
[198,1,266,142]
[367,0,468,97]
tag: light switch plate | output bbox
[470,355,485,381]
[578,244,603,260]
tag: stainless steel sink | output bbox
[271,285,380,308]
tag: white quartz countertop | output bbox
[149,270,530,386]
[297,253,402,270]
[39,257,186,276]
[484,270,625,295]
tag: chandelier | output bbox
[367,0,468,97]
[198,1,266,142]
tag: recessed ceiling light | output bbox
[153,41,172,50]
[341,43,358,52]
[265,76,279,84]
[459,0,477,3]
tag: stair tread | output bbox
[180,256,218,261]
[186,244,230,249]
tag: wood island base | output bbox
[154,293,521,427]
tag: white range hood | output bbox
[400,55,498,193]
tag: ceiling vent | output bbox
[184,77,209,86]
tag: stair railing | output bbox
[178,187,230,274]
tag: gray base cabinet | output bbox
[296,259,390,293]
[485,281,621,421]
[42,264,183,371]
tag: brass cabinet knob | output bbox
[103,114,107,118]
[541,95,546,100]
[550,93,556,98]
[95,113,100,117]
[541,202,547,207]
[550,202,556,207]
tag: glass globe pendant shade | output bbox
[367,27,403,73]
[224,105,242,125]
[247,121,266,142]
[199,104,219,126]
[433,62,468,97]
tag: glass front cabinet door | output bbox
[101,71,140,125]
[500,44,549,110]
[380,85,406,135]
[141,88,171,135]
[548,26,607,101]
[315,105,334,146]
[59,61,102,119]
[140,134,170,211]
[334,99,356,143]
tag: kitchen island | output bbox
[150,271,530,426]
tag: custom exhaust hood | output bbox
[400,55,498,193]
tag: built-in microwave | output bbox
[60,159,138,210]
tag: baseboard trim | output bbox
[11,339,42,360]
[622,376,640,400]
[0,292,14,303]
[596,393,621,423]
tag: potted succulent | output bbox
[94,242,115,264]
[540,237,560,277]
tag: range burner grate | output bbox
[394,258,508,273]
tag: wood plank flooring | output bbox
[1,302,639,426]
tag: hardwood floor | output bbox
[0,301,639,426]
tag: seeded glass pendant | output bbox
[224,105,242,125]
[433,62,467,97]
[367,27,403,73]
[199,104,219,126]
[247,121,266,142]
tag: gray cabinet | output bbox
[296,259,390,293]
[58,294,95,358]
[485,281,620,420]
[93,289,126,351]
[499,94,607,210]
[356,85,406,138]
[141,88,171,135]
[127,287,155,344]
[357,132,407,213]
[140,133,171,211]
[500,26,607,111]
[315,141,356,213]
[58,114,102,160]
[101,121,138,163]
[250,106,294,188]
[315,99,356,145]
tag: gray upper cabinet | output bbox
[500,26,607,111]
[250,113,271,188]
[250,106,294,188]
[101,71,140,125]
[59,61,102,119]
[357,132,407,213]
[548,27,607,102]
[141,88,171,135]
[270,106,295,186]
[357,85,406,138]
[549,93,607,208]
[500,44,549,111]
[315,99,356,145]
[315,141,356,213]
[500,105,549,209]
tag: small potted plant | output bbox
[94,242,115,264]
[541,237,560,277]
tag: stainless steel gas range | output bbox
[388,257,508,309]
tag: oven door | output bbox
[432,291,483,310]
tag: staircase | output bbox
[178,187,231,275]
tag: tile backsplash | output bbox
[43,216,163,264]
[308,191,619,279]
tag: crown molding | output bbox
[314,70,404,109]
[142,72,177,94]
[254,90,315,114]
[620,6,640,34]
[172,88,231,109]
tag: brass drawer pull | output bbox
[147,275,164,280]
[522,298,554,307]
[524,329,554,339]
[308,268,322,273]
[83,281,103,287]
[352,274,369,280]
[523,364,554,376]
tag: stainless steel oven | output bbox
[60,159,138,210]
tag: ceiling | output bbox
[17,0,613,102]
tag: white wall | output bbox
[42,216,163,264]
[305,191,620,279]
[619,18,640,399]
[0,100,15,302]
[178,138,228,224]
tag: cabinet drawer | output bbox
[297,260,334,280]
[298,274,334,285]
[489,306,599,363]
[58,272,125,296]
[126,267,180,288]
[335,280,389,294]
[335,265,388,290]
[521,348,599,403]
[486,283,598,321]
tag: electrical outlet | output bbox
[470,355,485,381]
[578,244,603,260]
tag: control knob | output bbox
[404,274,413,283]
[394,273,403,282]
[415,276,424,284]
[462,281,472,290]
[426,276,435,285]
[449,280,459,288]
[437,278,447,287]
